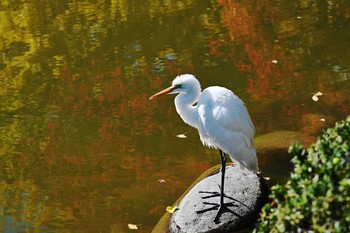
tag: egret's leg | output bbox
[212,150,227,223]
[219,150,226,206]
[197,150,241,223]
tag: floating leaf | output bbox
[128,224,138,230]
[312,91,323,101]
[166,205,178,214]
[315,91,323,96]
[176,133,187,138]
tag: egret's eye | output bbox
[174,84,182,89]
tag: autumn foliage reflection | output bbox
[213,0,350,132]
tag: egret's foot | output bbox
[214,203,229,224]
[198,188,252,208]
[196,201,240,223]
[196,187,250,223]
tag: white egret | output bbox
[149,74,258,223]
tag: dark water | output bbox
[0,0,349,232]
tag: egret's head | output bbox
[171,74,201,95]
[149,74,201,100]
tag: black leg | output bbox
[196,150,246,223]
[219,150,226,207]
[213,150,227,223]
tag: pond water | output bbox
[0,0,349,232]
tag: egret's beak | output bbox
[149,85,177,100]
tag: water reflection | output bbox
[0,0,349,232]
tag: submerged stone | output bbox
[169,165,268,233]
[254,131,315,155]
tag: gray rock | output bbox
[169,165,268,233]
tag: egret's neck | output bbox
[174,93,199,129]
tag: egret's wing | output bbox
[205,88,255,136]
[197,87,258,171]
[217,102,254,145]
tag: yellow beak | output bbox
[149,85,177,100]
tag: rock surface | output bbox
[254,131,315,155]
[169,165,268,233]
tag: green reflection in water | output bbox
[0,0,349,232]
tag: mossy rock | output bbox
[254,131,315,155]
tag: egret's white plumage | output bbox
[150,74,258,172]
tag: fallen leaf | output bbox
[128,224,138,230]
[166,205,178,214]
[312,91,323,101]
[158,179,166,183]
[315,91,323,96]
[320,118,325,122]
[176,133,187,138]
[272,60,278,64]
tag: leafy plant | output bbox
[255,116,350,232]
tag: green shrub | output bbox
[254,116,350,232]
